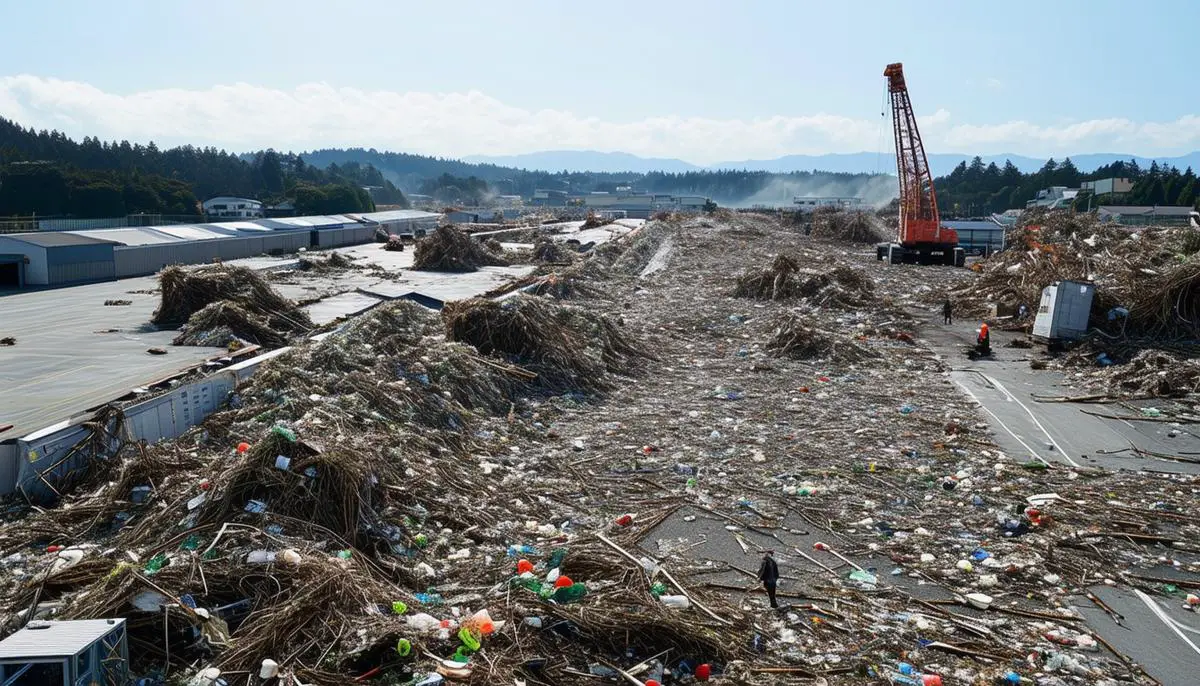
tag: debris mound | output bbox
[513,268,605,300]
[412,225,509,272]
[297,251,353,271]
[1101,349,1200,397]
[767,313,877,363]
[442,295,652,392]
[172,301,290,348]
[383,234,406,251]
[954,210,1200,340]
[0,336,14,346]
[580,211,611,230]
[152,265,308,329]
[809,207,888,244]
[733,254,801,300]
[532,237,574,263]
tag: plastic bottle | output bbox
[659,595,691,609]
[551,583,588,604]
[507,544,537,557]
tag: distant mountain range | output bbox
[465,150,1200,178]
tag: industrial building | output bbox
[202,196,264,218]
[0,209,439,288]
[1097,205,1197,226]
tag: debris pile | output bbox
[297,251,354,271]
[511,268,606,300]
[0,211,1188,685]
[412,225,509,272]
[442,294,652,392]
[1085,348,1200,397]
[954,211,1200,340]
[767,313,876,363]
[384,234,406,252]
[809,207,888,244]
[532,237,574,263]
[733,254,876,309]
[732,254,801,300]
[153,264,314,347]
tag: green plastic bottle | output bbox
[552,582,588,604]
[144,553,168,575]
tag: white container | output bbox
[660,595,691,609]
[259,659,279,678]
[965,592,993,610]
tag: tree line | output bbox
[0,117,400,218]
[935,156,1200,218]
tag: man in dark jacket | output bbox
[758,550,780,608]
[943,298,953,325]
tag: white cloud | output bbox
[0,75,1197,164]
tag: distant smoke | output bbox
[731,175,898,209]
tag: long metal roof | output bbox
[0,619,125,659]
[0,232,117,248]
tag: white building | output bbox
[1026,187,1079,210]
[202,196,264,219]
[793,196,865,213]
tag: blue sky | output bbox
[0,0,1196,163]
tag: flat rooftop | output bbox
[0,274,224,439]
[0,619,124,659]
[0,240,542,441]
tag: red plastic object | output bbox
[516,559,534,575]
[695,663,712,681]
[921,676,942,686]
[798,386,809,393]
[553,575,573,589]
[46,545,63,553]
[645,681,660,686]
[198,480,212,490]
[615,514,634,527]
[236,442,251,454]
[813,542,830,551]
[817,376,830,383]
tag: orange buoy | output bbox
[553,575,573,589]
[237,442,251,453]
[516,559,534,575]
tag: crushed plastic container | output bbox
[660,595,691,609]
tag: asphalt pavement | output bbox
[921,313,1200,686]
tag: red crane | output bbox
[877,62,963,267]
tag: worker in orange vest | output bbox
[976,322,991,354]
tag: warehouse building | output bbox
[0,232,117,288]
[0,210,440,288]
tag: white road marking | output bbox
[978,372,1082,468]
[1135,589,1200,657]
[951,374,1050,466]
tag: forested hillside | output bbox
[303,147,888,205]
[0,117,389,217]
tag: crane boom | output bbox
[877,63,961,266]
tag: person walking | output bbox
[942,298,953,325]
[758,550,780,609]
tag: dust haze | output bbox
[730,175,898,209]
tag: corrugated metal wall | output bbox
[113,232,310,278]
[315,226,375,248]
[0,443,17,497]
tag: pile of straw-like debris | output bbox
[580,211,611,230]
[298,251,354,271]
[1096,349,1200,397]
[532,237,574,263]
[412,225,508,272]
[512,268,605,300]
[443,295,652,392]
[384,234,406,251]
[154,265,313,347]
[733,255,876,309]
[952,210,1200,341]
[809,207,888,244]
[767,313,877,363]
[733,254,801,300]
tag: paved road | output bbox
[922,315,1200,686]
